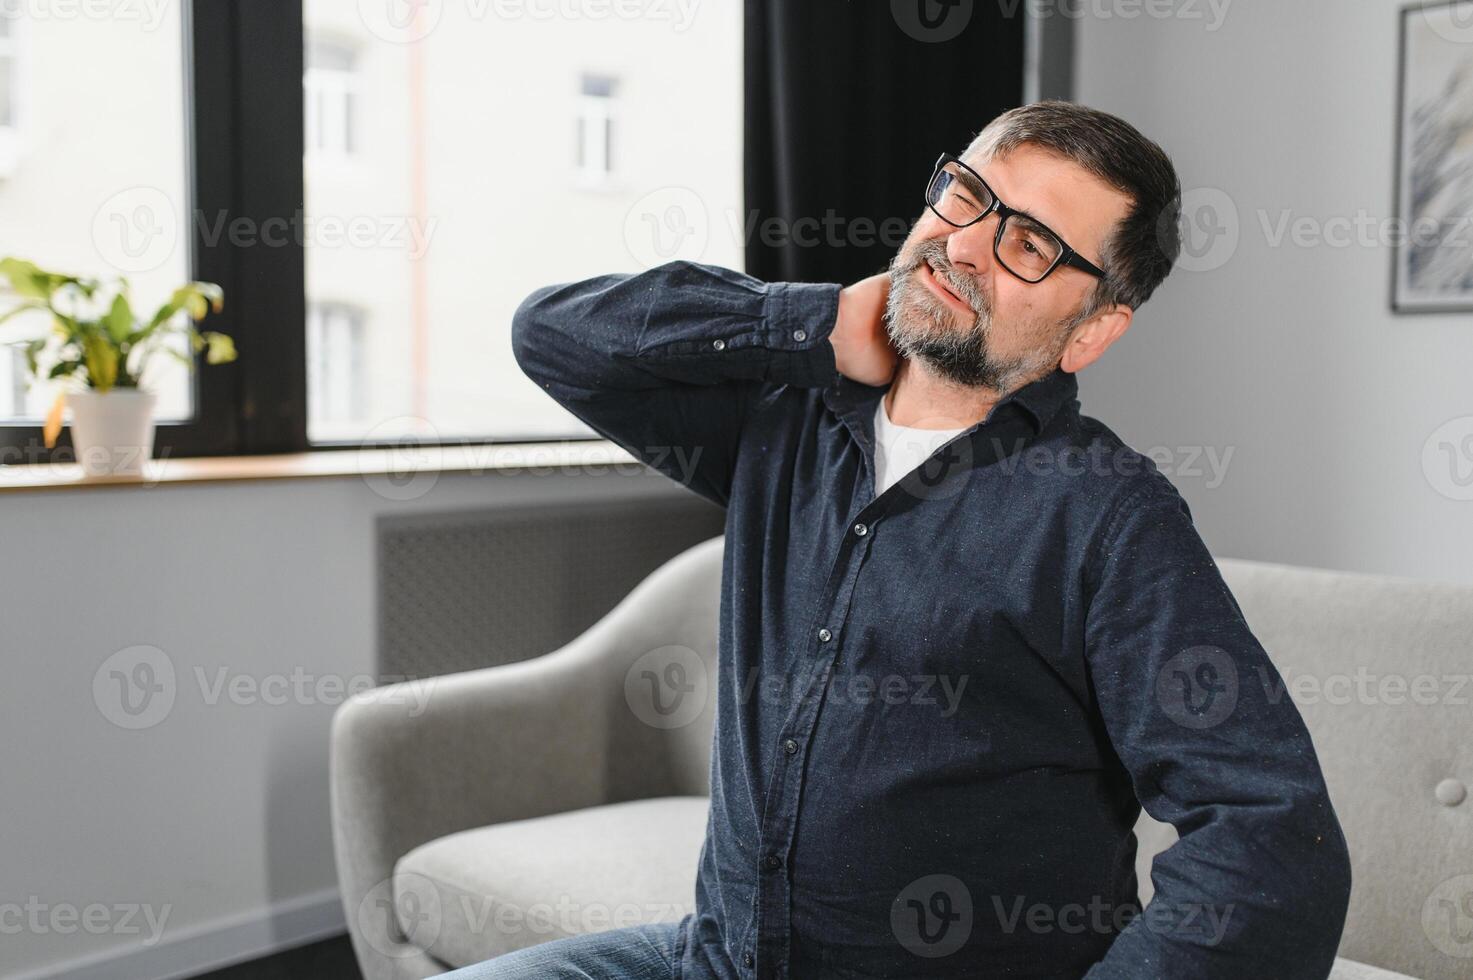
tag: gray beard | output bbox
[882,242,1073,392]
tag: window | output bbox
[302,1,743,445]
[307,302,367,433]
[0,2,743,461]
[0,13,14,126]
[304,38,357,158]
[0,3,194,443]
[576,73,617,186]
[4,346,25,419]
[0,12,24,176]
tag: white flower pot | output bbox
[66,388,158,477]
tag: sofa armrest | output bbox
[331,641,617,976]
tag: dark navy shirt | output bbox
[511,260,1351,979]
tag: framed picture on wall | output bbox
[1393,0,1473,313]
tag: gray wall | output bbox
[1073,0,1473,586]
[1,466,688,980]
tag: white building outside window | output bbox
[307,302,367,426]
[304,38,358,158]
[575,72,617,187]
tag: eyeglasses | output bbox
[924,152,1107,284]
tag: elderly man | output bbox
[437,100,1351,980]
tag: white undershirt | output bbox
[871,395,969,500]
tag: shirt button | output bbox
[762,854,782,871]
[817,627,832,642]
[712,338,726,350]
[853,522,868,536]
[783,738,799,755]
[792,328,807,342]
[742,951,754,968]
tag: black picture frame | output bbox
[1392,0,1473,314]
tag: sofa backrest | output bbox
[1133,558,1473,980]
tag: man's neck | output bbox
[883,358,1002,430]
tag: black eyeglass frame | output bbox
[925,152,1108,284]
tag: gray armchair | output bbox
[331,535,722,979]
[332,534,1470,980]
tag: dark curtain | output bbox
[744,0,1026,285]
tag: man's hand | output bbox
[830,273,898,386]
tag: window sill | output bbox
[0,440,636,493]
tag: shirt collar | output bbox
[823,364,1079,452]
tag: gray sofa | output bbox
[331,535,1471,980]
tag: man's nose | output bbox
[944,216,997,277]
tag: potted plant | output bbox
[0,257,237,476]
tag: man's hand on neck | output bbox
[830,273,899,387]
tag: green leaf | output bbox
[47,359,80,379]
[202,331,237,365]
[0,258,49,299]
[82,331,119,391]
[105,293,135,345]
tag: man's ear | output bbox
[1059,304,1132,374]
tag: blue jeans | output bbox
[430,917,684,980]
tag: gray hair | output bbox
[963,100,1182,318]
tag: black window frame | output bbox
[0,0,599,465]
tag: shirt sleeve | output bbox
[511,259,842,508]
[1080,478,1353,979]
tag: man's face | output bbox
[884,143,1133,392]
